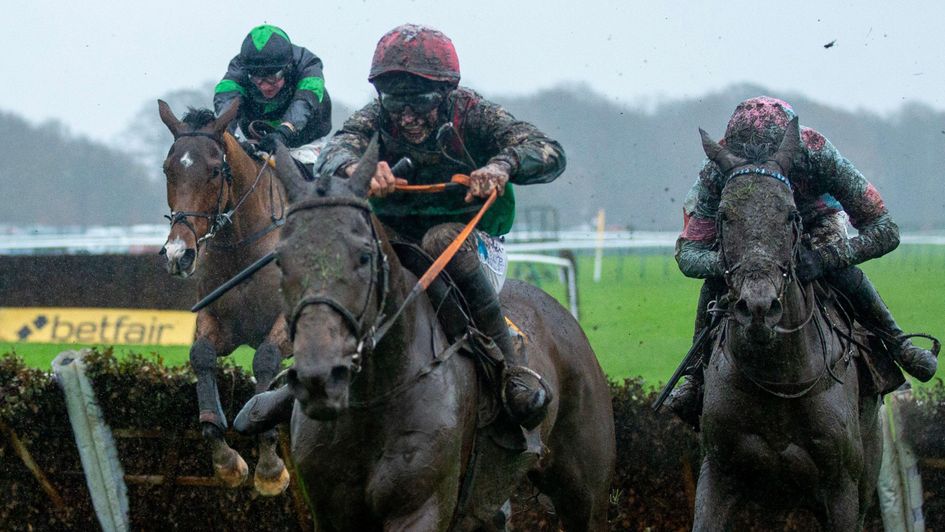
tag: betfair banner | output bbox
[0,307,196,346]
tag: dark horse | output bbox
[158,100,291,494]
[694,118,882,530]
[270,139,615,530]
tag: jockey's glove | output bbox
[797,246,826,282]
[258,125,293,154]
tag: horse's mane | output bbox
[181,108,217,129]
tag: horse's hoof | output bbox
[213,448,249,488]
[254,462,291,496]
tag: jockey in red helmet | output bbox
[328,24,566,439]
[235,25,566,448]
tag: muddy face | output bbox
[277,208,379,419]
[719,174,797,337]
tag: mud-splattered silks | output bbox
[676,96,899,279]
[316,87,566,239]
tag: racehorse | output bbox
[270,138,616,530]
[694,118,883,530]
[157,100,291,495]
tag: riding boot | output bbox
[233,384,295,435]
[453,266,553,431]
[828,266,938,381]
[425,275,473,343]
[667,278,724,430]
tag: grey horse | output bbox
[694,118,883,530]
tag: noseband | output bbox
[717,167,841,398]
[718,166,812,333]
[284,196,390,373]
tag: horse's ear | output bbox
[211,100,240,136]
[348,134,380,198]
[274,143,311,202]
[158,100,184,138]
[699,128,744,175]
[770,117,800,175]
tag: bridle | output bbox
[716,166,843,398]
[164,131,283,252]
[718,166,814,334]
[284,196,390,374]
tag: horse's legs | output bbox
[529,462,608,531]
[190,336,248,487]
[252,338,290,496]
[858,395,883,527]
[693,458,739,532]
[820,478,861,531]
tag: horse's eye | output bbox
[359,252,371,266]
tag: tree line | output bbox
[2,83,942,231]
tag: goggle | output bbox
[249,68,286,85]
[378,91,443,115]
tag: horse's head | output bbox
[273,137,385,419]
[157,100,239,277]
[701,117,802,336]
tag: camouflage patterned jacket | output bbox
[676,127,900,279]
[316,87,566,240]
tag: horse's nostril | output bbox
[179,249,196,270]
[159,247,167,256]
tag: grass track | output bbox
[6,244,943,388]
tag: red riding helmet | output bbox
[368,24,461,85]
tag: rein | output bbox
[284,179,498,377]
[718,292,849,399]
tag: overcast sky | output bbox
[6,0,944,143]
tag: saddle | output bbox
[817,281,906,396]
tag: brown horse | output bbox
[270,139,615,530]
[157,100,291,495]
[694,119,882,530]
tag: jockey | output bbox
[213,24,332,166]
[234,24,565,438]
[668,96,938,429]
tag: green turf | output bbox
[6,245,944,389]
[2,342,257,371]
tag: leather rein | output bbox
[283,179,497,380]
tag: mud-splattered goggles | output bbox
[378,91,443,114]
